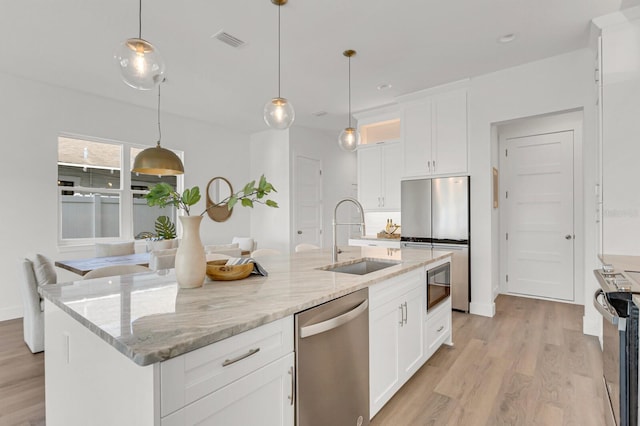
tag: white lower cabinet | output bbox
[160,316,294,426]
[369,269,425,417]
[161,353,295,426]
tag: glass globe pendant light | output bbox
[132,81,184,176]
[338,50,360,152]
[263,0,295,129]
[114,0,165,90]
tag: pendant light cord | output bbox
[138,0,142,39]
[278,4,281,98]
[157,83,162,145]
[348,55,352,129]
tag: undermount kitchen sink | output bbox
[319,259,400,275]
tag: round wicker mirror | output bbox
[206,177,233,222]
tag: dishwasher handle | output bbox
[299,299,368,338]
[593,288,618,325]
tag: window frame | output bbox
[57,133,184,247]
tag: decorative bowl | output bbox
[206,260,254,281]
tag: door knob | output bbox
[565,234,572,240]
[297,230,302,235]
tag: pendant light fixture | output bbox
[338,50,360,152]
[132,82,184,176]
[263,0,295,129]
[114,0,165,90]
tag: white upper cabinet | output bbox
[356,108,402,211]
[401,88,468,178]
[357,142,402,211]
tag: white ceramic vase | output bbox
[175,215,206,289]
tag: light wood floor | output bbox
[0,295,603,426]
[371,294,604,426]
[0,319,45,426]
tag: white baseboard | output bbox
[469,301,496,317]
[0,305,23,322]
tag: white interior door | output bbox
[294,156,322,247]
[502,131,574,300]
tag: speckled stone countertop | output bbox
[40,246,450,366]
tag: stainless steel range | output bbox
[594,267,639,426]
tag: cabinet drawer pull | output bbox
[288,366,295,406]
[437,325,444,333]
[222,348,260,367]
[399,305,404,327]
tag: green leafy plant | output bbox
[154,215,177,239]
[145,175,278,216]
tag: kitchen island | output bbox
[41,246,451,426]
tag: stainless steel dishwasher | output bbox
[295,287,369,426]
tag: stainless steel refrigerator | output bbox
[400,176,470,312]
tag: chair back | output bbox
[295,243,320,252]
[205,244,242,258]
[95,241,135,257]
[232,237,256,252]
[251,248,281,258]
[83,265,150,280]
[149,248,177,271]
[19,255,55,353]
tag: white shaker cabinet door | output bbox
[403,101,433,177]
[398,284,425,378]
[358,145,383,209]
[162,353,295,426]
[432,90,468,176]
[382,143,403,209]
[369,295,403,418]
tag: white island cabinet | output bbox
[45,301,294,426]
[41,247,454,426]
[369,268,426,417]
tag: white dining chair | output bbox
[251,248,281,258]
[19,254,57,353]
[232,237,257,253]
[149,248,178,271]
[205,243,242,258]
[83,265,150,280]
[95,241,135,257]
[295,243,320,252]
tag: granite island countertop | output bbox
[40,246,451,366]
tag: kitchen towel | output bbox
[226,257,268,277]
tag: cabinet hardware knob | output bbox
[437,325,444,332]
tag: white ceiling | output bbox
[0,0,623,134]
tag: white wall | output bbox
[249,129,291,253]
[468,49,599,331]
[0,71,252,321]
[289,127,357,249]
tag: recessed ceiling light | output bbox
[377,83,392,91]
[498,33,517,44]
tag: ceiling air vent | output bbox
[212,30,246,48]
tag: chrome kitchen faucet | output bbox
[332,197,366,263]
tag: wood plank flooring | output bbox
[0,319,45,426]
[371,295,604,426]
[0,294,603,426]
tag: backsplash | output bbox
[364,211,401,236]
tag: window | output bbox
[57,136,182,244]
